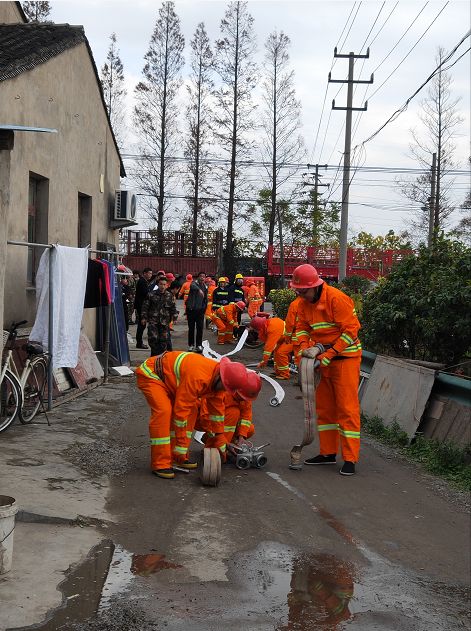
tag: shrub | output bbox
[268,288,297,320]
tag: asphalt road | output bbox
[10,318,471,631]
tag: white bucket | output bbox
[0,495,18,574]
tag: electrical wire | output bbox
[357,29,471,148]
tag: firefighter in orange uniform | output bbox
[136,352,259,479]
[271,294,304,380]
[292,264,362,476]
[213,301,246,344]
[205,278,217,327]
[179,274,193,313]
[199,370,260,447]
[250,315,287,377]
[246,278,263,317]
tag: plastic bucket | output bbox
[0,495,18,574]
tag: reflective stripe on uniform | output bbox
[340,333,354,345]
[240,419,251,428]
[173,352,191,385]
[224,425,236,432]
[340,429,360,438]
[173,445,187,455]
[150,436,170,445]
[318,423,339,431]
[310,322,336,330]
[139,361,161,381]
[173,419,187,428]
[209,415,224,422]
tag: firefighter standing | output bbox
[292,264,362,476]
[212,277,230,312]
[246,278,263,317]
[136,353,260,479]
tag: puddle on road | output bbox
[13,540,469,630]
[13,540,183,631]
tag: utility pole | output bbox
[428,152,437,248]
[330,48,373,280]
[305,163,329,245]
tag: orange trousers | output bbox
[213,316,234,344]
[136,373,196,470]
[315,358,361,462]
[248,299,263,318]
[223,404,255,444]
[273,341,293,379]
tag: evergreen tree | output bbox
[100,33,127,149]
[213,1,257,271]
[260,31,304,245]
[133,1,184,250]
[184,22,214,255]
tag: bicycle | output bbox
[1,320,49,432]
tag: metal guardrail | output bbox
[360,349,471,408]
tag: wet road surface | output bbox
[8,334,471,631]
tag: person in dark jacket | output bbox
[228,273,246,325]
[141,277,178,356]
[186,271,208,352]
[134,267,154,349]
[212,277,230,312]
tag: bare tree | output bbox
[100,33,127,149]
[133,1,184,250]
[260,31,305,245]
[184,22,214,255]
[399,47,464,238]
[22,1,51,22]
[213,1,257,270]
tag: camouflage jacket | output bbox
[141,290,178,327]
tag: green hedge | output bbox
[268,289,297,320]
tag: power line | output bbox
[368,1,450,101]
[356,29,471,148]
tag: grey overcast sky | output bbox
[51,0,471,238]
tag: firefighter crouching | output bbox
[136,352,261,479]
[212,300,246,344]
[199,370,260,452]
[292,264,362,476]
[249,314,289,380]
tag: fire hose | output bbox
[289,347,323,470]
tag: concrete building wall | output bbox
[2,43,121,344]
[0,2,25,23]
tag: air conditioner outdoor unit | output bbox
[114,189,137,221]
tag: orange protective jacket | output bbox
[224,393,254,441]
[205,285,216,318]
[179,281,192,302]
[295,283,361,366]
[214,303,238,326]
[259,317,285,365]
[137,352,225,444]
[284,296,303,342]
[200,392,254,443]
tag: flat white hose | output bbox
[289,357,321,470]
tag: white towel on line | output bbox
[30,245,89,368]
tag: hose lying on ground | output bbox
[289,356,321,469]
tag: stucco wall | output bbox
[2,42,121,345]
[0,2,25,24]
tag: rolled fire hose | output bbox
[289,356,321,470]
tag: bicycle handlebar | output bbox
[10,320,28,331]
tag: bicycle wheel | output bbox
[20,358,47,424]
[0,370,22,433]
